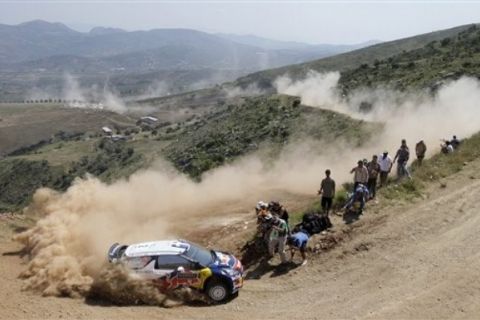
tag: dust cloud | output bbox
[13,145,347,301]
[62,74,128,113]
[275,71,480,158]
[15,70,480,304]
[223,83,266,98]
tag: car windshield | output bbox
[183,241,215,267]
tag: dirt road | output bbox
[1,159,480,319]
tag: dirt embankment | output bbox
[1,157,480,319]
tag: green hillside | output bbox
[234,24,476,89]
[165,95,379,178]
[339,25,480,92]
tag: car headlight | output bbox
[221,269,238,277]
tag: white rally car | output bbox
[108,239,244,303]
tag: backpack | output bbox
[300,213,332,235]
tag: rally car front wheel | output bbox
[206,279,229,303]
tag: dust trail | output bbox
[62,74,127,113]
[223,83,266,98]
[275,71,480,158]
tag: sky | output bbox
[1,1,480,44]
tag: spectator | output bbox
[367,155,380,199]
[378,151,393,187]
[288,230,309,266]
[268,201,289,225]
[451,135,460,149]
[268,215,288,265]
[393,139,411,180]
[350,160,369,190]
[318,169,336,216]
[415,140,427,166]
[343,183,370,215]
[441,140,454,154]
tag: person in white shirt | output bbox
[441,140,455,154]
[446,141,454,153]
[377,151,393,187]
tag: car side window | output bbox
[156,255,194,270]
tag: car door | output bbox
[155,255,201,290]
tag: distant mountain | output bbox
[216,33,379,51]
[0,20,375,72]
[0,20,381,101]
[0,21,261,66]
[216,33,316,50]
[138,23,480,113]
[88,26,127,36]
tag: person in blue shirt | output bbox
[343,183,370,214]
[287,230,310,266]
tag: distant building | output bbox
[102,126,113,135]
[139,116,159,124]
[137,116,159,128]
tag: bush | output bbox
[333,189,348,208]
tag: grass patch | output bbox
[381,178,425,201]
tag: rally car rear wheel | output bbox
[206,279,229,303]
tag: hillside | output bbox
[339,25,480,92]
[164,95,379,178]
[0,104,135,156]
[0,95,378,211]
[216,33,379,55]
[234,24,477,89]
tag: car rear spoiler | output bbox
[108,242,125,262]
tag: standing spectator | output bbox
[268,215,288,265]
[451,135,460,149]
[378,151,393,187]
[367,155,380,199]
[350,160,369,190]
[415,140,427,166]
[393,139,411,180]
[268,201,289,225]
[318,169,336,216]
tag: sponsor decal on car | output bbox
[153,271,202,291]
